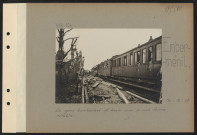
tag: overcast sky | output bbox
[56,29,162,70]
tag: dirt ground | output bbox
[56,75,146,104]
[86,76,145,104]
[88,82,124,104]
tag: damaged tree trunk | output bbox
[56,28,79,61]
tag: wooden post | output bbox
[81,78,85,104]
[82,86,85,104]
[84,85,89,103]
[159,87,162,104]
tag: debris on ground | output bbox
[116,88,130,104]
[84,75,123,104]
[120,90,145,103]
[92,82,100,88]
[56,75,146,104]
[84,75,145,104]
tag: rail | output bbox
[103,77,161,103]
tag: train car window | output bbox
[124,56,127,66]
[137,51,140,64]
[148,47,153,62]
[142,49,146,64]
[134,52,137,64]
[106,62,108,68]
[156,44,162,61]
[130,54,133,65]
[118,58,121,66]
[114,60,116,67]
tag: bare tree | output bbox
[63,38,78,59]
[56,28,79,61]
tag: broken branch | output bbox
[63,28,72,35]
[57,28,60,33]
[56,37,59,42]
[72,38,78,45]
[63,37,79,42]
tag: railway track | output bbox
[82,76,161,104]
[102,77,162,103]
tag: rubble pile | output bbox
[84,75,124,104]
[84,75,145,104]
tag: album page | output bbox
[2,3,194,133]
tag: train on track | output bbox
[91,36,162,90]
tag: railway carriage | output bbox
[92,36,162,83]
[111,36,162,81]
[97,60,112,77]
[91,36,162,102]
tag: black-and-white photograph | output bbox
[55,27,162,104]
